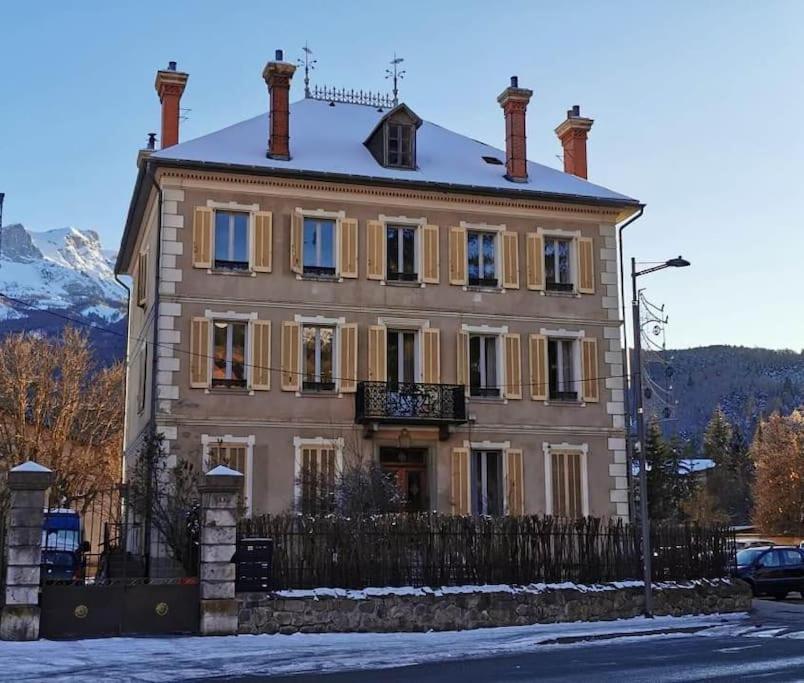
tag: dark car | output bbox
[733,545,804,600]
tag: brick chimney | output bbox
[262,50,297,160]
[154,61,189,149]
[555,105,594,179]
[497,76,533,183]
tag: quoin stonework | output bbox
[116,52,641,520]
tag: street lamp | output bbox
[631,255,690,616]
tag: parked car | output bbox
[733,546,804,599]
[735,538,776,550]
[40,509,89,581]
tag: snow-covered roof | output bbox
[151,98,637,205]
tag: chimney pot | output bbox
[572,104,580,116]
[275,49,283,61]
[497,77,533,183]
[510,75,518,88]
[263,54,297,160]
[168,61,177,71]
[155,64,189,149]
[147,133,156,150]
[555,105,594,179]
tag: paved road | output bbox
[235,598,804,683]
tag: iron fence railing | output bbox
[355,382,467,425]
[0,499,7,602]
[238,514,736,590]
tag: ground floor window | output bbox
[299,446,337,514]
[551,451,583,518]
[380,447,429,513]
[208,442,247,474]
[472,450,503,515]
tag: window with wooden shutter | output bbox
[366,220,385,280]
[528,334,548,401]
[526,233,545,291]
[551,451,583,518]
[290,213,303,274]
[136,251,148,307]
[192,207,213,269]
[300,446,337,514]
[503,333,522,400]
[501,231,519,289]
[190,317,211,388]
[578,237,595,294]
[456,330,469,391]
[339,323,358,393]
[422,328,440,384]
[367,325,387,382]
[339,218,359,278]
[208,443,247,474]
[449,226,467,285]
[251,320,271,391]
[253,211,273,273]
[422,224,439,284]
[506,448,525,516]
[581,337,599,403]
[281,321,301,391]
[450,447,470,515]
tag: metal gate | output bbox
[39,485,200,639]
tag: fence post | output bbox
[199,465,242,636]
[1,461,54,641]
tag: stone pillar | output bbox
[1,461,54,641]
[199,465,242,636]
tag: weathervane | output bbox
[298,42,317,98]
[385,53,405,106]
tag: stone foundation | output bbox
[237,579,751,635]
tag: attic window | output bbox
[386,123,414,168]
[482,156,504,165]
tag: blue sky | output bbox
[1,1,802,350]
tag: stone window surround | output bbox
[460,220,506,293]
[294,314,347,397]
[535,226,582,298]
[461,323,509,404]
[206,199,260,277]
[543,441,590,518]
[201,433,255,516]
[292,436,345,509]
[539,327,586,408]
[463,439,515,515]
[295,208,346,282]
[378,214,427,288]
[203,309,259,395]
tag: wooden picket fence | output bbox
[238,514,735,590]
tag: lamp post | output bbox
[631,255,690,616]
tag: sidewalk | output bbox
[1,613,745,682]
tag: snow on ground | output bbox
[0,613,744,682]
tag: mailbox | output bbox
[235,537,273,592]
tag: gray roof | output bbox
[151,98,637,204]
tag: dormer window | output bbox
[365,103,422,170]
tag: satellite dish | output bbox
[652,324,662,336]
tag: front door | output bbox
[380,447,429,512]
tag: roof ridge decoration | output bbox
[308,84,395,109]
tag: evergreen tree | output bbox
[645,420,692,521]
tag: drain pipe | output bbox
[617,205,645,524]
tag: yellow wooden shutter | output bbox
[253,211,273,273]
[339,323,358,393]
[502,231,520,289]
[526,233,545,291]
[422,224,440,284]
[581,337,599,402]
[448,226,467,285]
[422,328,440,384]
[190,317,210,388]
[456,330,469,391]
[506,448,525,515]
[367,220,385,280]
[504,333,522,400]
[192,207,212,269]
[367,325,387,382]
[450,447,470,515]
[528,334,548,401]
[251,320,271,390]
[578,237,595,294]
[290,213,303,274]
[280,321,301,391]
[339,218,358,278]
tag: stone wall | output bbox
[237,579,751,635]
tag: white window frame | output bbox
[136,338,147,414]
[468,334,500,396]
[536,227,582,295]
[541,327,585,403]
[204,309,258,394]
[201,434,255,516]
[294,314,345,393]
[461,221,505,290]
[293,436,345,510]
[207,200,259,275]
[378,317,429,384]
[462,323,508,402]
[295,208,346,280]
[543,442,589,517]
[379,215,426,286]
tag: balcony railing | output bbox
[355,382,467,426]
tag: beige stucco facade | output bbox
[121,167,630,520]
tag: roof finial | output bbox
[297,42,317,98]
[385,52,406,106]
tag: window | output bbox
[299,446,337,514]
[387,329,417,385]
[137,346,147,413]
[212,321,247,388]
[136,251,148,307]
[469,335,499,397]
[759,551,783,568]
[544,237,573,291]
[302,325,335,391]
[386,225,417,281]
[472,450,503,515]
[208,442,247,474]
[551,451,583,518]
[467,231,497,287]
[782,549,804,566]
[303,218,336,276]
[548,339,577,401]
[386,123,414,168]
[214,211,249,270]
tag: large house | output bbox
[116,52,641,520]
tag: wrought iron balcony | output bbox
[355,382,467,427]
